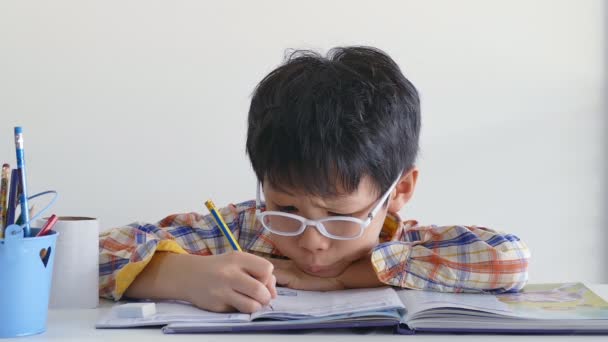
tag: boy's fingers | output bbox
[228,290,263,313]
[232,272,272,306]
[266,274,277,299]
[239,253,275,281]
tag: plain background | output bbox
[1,0,606,284]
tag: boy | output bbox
[99,46,530,313]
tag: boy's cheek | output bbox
[362,221,385,245]
[270,235,298,256]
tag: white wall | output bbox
[1,0,606,283]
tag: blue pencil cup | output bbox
[0,225,58,338]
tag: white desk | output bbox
[7,285,608,341]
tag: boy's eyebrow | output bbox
[272,188,350,203]
[284,189,298,196]
[313,196,377,214]
[267,184,378,213]
[272,187,296,196]
[271,187,349,199]
[270,190,377,215]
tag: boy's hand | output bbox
[182,252,277,313]
[269,258,344,291]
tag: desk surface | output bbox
[7,285,608,341]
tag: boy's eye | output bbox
[277,205,298,213]
[328,211,356,217]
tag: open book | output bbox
[96,283,608,334]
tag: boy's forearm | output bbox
[337,255,384,289]
[123,252,192,301]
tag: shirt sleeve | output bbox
[98,202,249,300]
[370,223,530,293]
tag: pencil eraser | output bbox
[116,302,156,318]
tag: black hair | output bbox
[246,46,420,197]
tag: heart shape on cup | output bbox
[39,246,52,268]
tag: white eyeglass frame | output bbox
[255,172,402,240]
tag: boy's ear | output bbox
[388,168,418,213]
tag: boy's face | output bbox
[263,171,416,278]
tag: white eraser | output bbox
[116,302,157,318]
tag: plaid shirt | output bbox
[99,200,530,300]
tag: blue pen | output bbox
[14,127,30,237]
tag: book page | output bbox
[398,282,608,321]
[494,283,608,319]
[398,288,511,320]
[96,301,250,328]
[252,287,405,320]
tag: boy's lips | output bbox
[307,265,328,273]
[304,263,340,276]
[297,257,351,276]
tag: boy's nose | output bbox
[297,224,330,252]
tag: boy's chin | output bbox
[297,262,348,278]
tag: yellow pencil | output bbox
[0,163,10,237]
[204,200,242,252]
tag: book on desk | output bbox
[96,282,608,335]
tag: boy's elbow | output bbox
[493,238,531,293]
[499,268,529,293]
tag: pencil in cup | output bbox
[14,126,31,237]
[0,164,9,236]
[204,200,242,252]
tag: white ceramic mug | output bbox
[39,216,100,309]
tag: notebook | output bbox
[96,282,608,334]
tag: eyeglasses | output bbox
[255,172,402,240]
